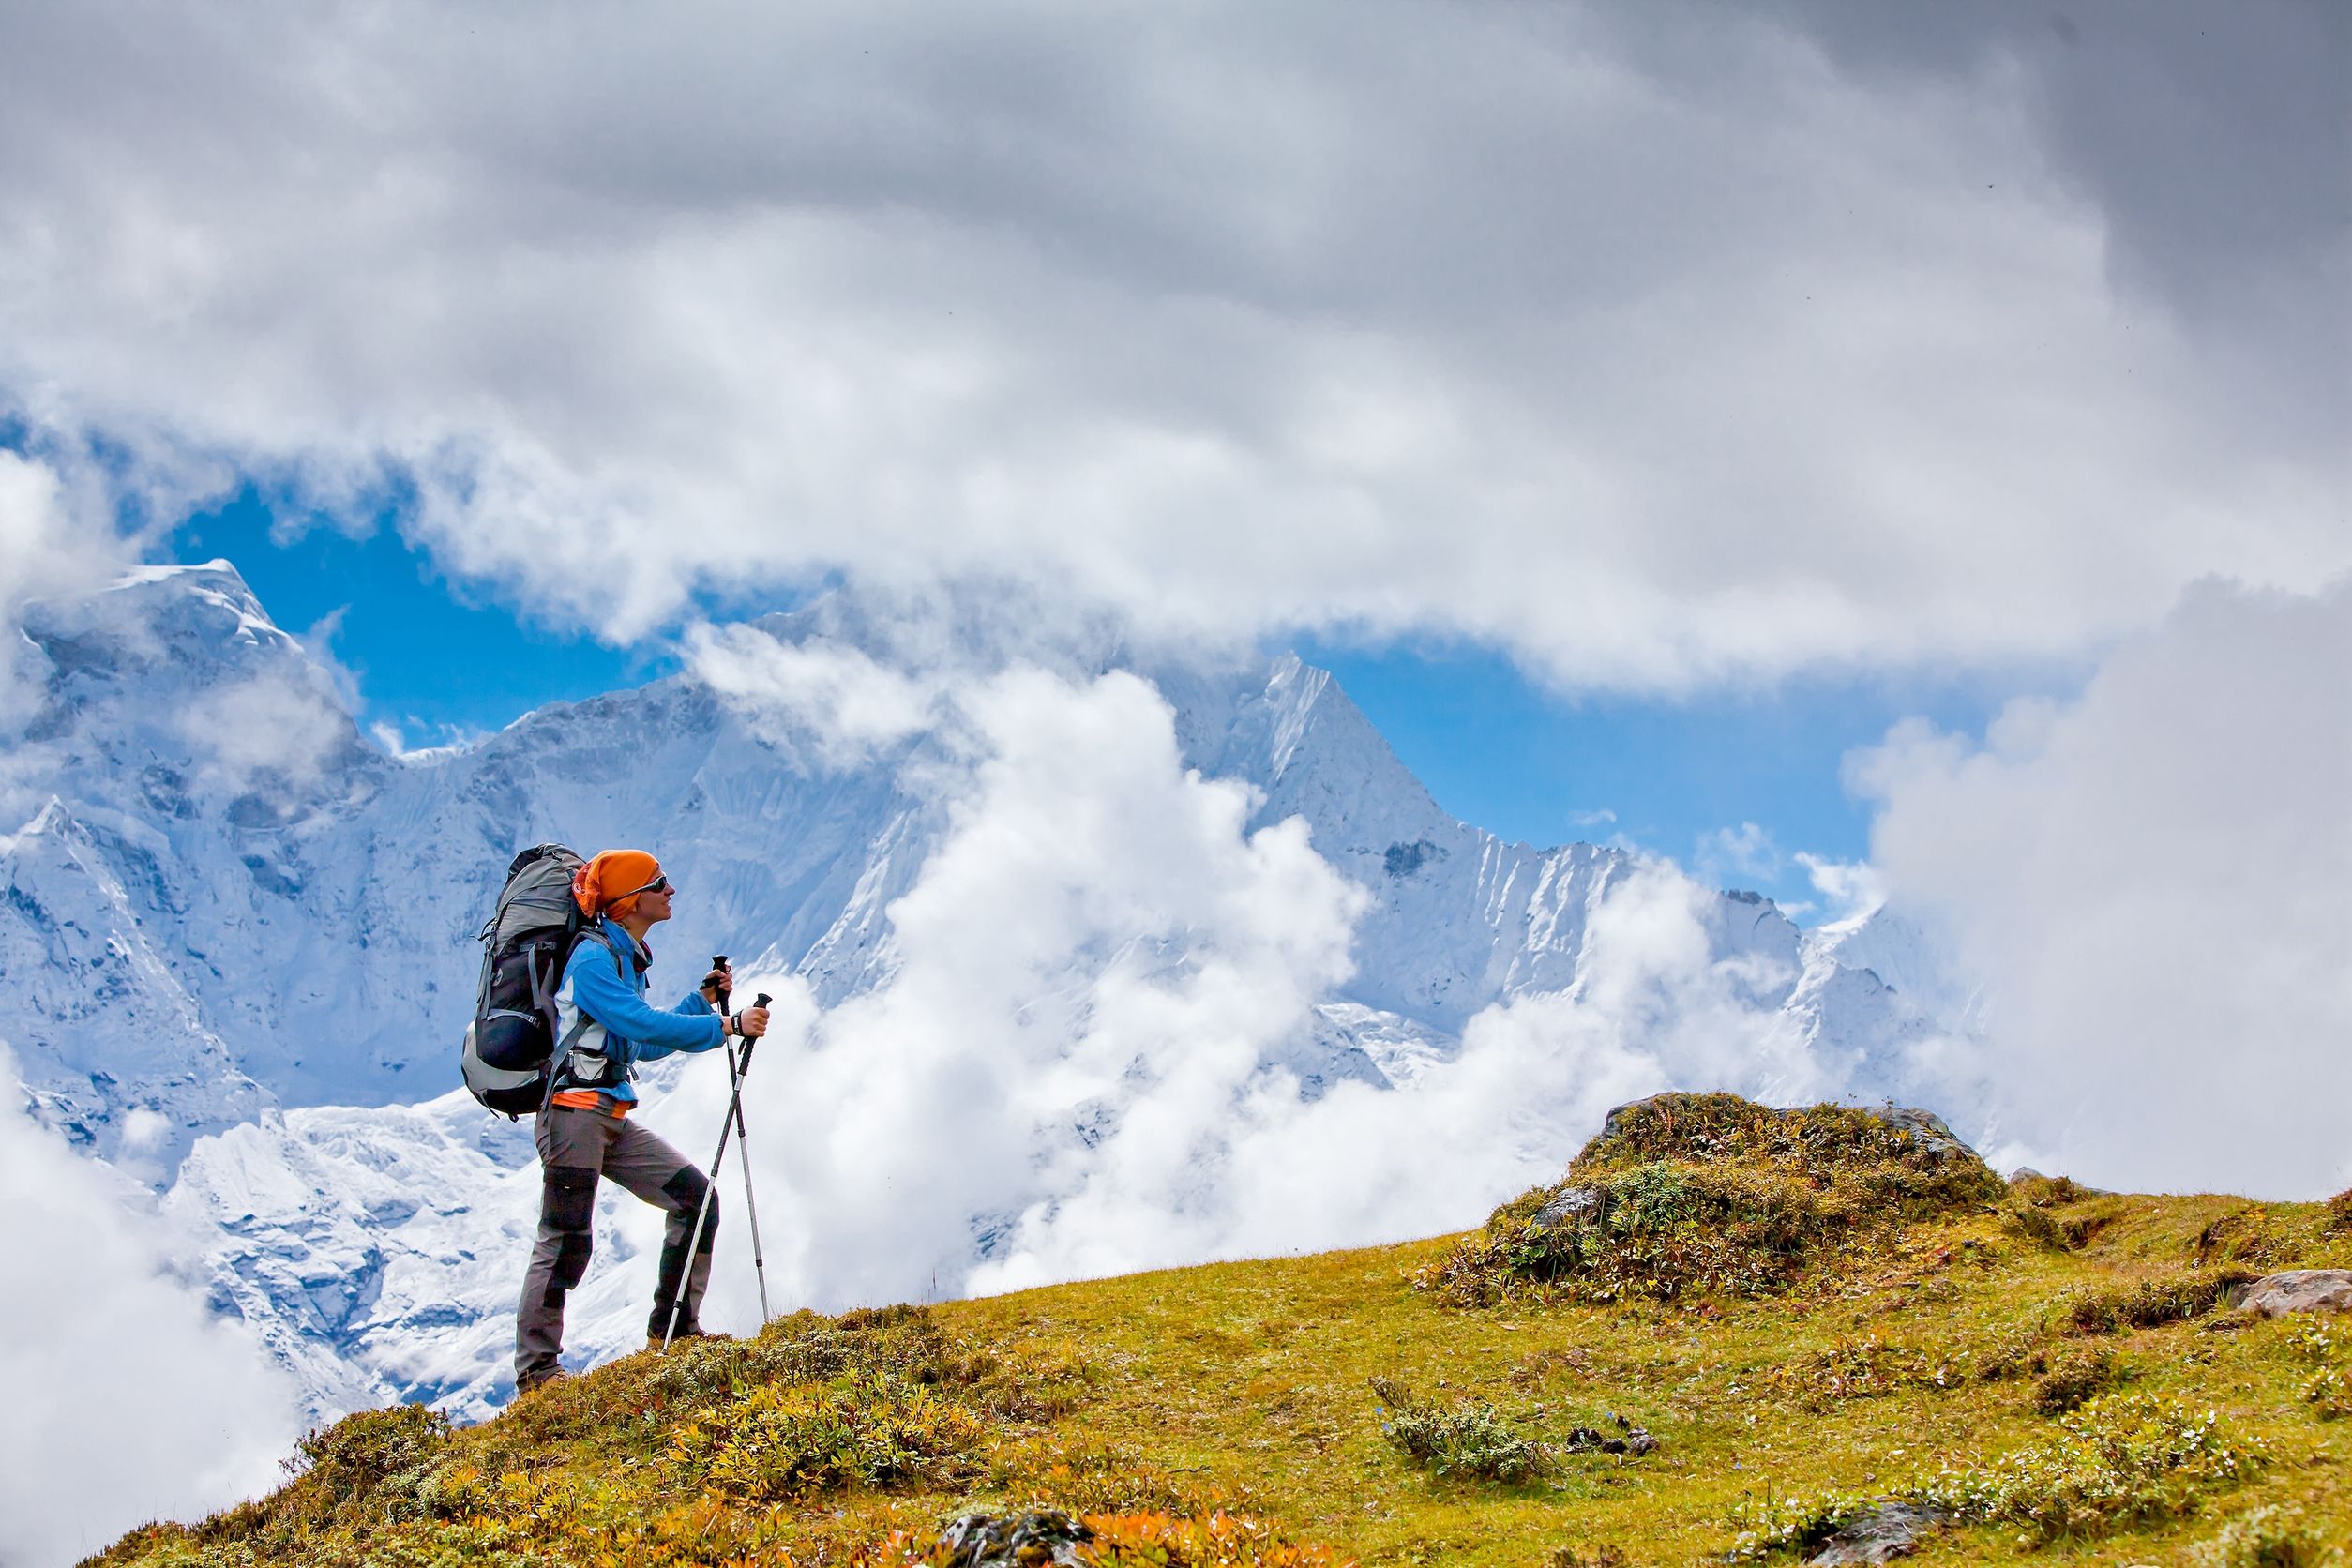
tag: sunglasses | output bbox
[617,874,672,900]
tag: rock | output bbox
[1559,1421,1658,1457]
[2233,1270,2352,1317]
[1867,1106,1977,1168]
[1530,1187,1600,1229]
[1805,1501,1948,1565]
[937,1511,1093,1567]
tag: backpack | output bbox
[460,843,588,1116]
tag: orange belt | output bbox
[548,1090,631,1118]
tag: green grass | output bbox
[88,1100,2352,1567]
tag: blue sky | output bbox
[171,486,680,746]
[164,486,2058,917]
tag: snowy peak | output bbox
[24,559,298,685]
[0,795,270,1176]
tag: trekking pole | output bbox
[706,958,773,1323]
[662,972,773,1349]
[728,1023,774,1324]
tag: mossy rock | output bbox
[1419,1093,2004,1306]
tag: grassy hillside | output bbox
[95,1096,2352,1567]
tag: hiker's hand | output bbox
[734,1006,770,1039]
[700,964,731,1005]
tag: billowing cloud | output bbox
[0,2,2342,686]
[688,623,943,769]
[1795,852,1886,928]
[1851,579,2352,1199]
[0,450,137,731]
[0,1045,301,1563]
[626,656,1854,1322]
[177,666,359,792]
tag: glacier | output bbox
[1,561,1967,1423]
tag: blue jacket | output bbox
[550,916,725,1104]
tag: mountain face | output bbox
[1,563,1958,1421]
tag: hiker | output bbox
[513,849,769,1394]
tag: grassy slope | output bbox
[96,1181,2351,1566]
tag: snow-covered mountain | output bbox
[2,562,1961,1421]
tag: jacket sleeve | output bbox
[567,942,725,1060]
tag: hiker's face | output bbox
[636,882,675,924]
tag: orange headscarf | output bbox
[573,849,662,918]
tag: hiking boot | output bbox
[645,1326,733,1353]
[516,1367,572,1395]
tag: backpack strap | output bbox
[545,925,634,1103]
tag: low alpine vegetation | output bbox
[88,1094,2352,1567]
[2030,1343,2123,1415]
[1369,1375,1552,1484]
[2294,1320,2351,1420]
[2190,1504,2343,1568]
[1732,1393,2269,1556]
[1416,1093,2005,1306]
[1765,1333,1968,1410]
[2058,1269,2253,1336]
[668,1369,991,1501]
[1915,1392,2268,1543]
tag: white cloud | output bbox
[1696,821,1783,886]
[0,1044,301,1564]
[177,666,354,792]
[1850,579,2352,1199]
[629,659,1851,1321]
[0,3,2341,687]
[687,623,942,769]
[640,663,1367,1310]
[0,450,139,731]
[1795,852,1887,928]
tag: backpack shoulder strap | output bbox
[570,924,628,981]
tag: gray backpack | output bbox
[460,844,586,1116]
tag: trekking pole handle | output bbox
[738,992,772,1067]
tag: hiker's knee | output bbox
[662,1166,717,1245]
[543,1167,598,1289]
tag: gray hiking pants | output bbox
[514,1105,717,1384]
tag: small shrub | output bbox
[1768,1334,1963,1409]
[1080,1509,1349,1567]
[1550,1546,1629,1567]
[275,1402,454,1530]
[2031,1344,2120,1415]
[1727,1393,2266,1556]
[990,1439,1237,1517]
[2059,1269,2252,1335]
[2194,1209,2282,1269]
[1369,1375,1551,1484]
[2296,1320,2352,1420]
[2012,1203,2069,1250]
[2012,1173,2091,1208]
[1726,1490,1882,1560]
[1915,1392,2267,1543]
[1977,1323,2049,1383]
[669,1368,988,1502]
[2325,1188,2352,1238]
[2191,1504,2340,1568]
